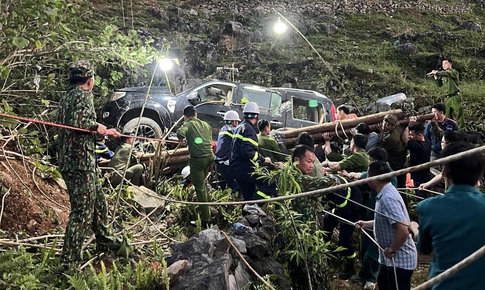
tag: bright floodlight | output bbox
[158,58,173,71]
[274,18,287,34]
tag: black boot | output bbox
[339,257,356,280]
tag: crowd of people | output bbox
[58,59,484,290]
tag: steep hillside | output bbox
[89,0,485,129]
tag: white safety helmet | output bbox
[243,102,260,114]
[181,166,190,179]
[224,110,241,121]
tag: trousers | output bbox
[444,95,465,130]
[61,170,119,263]
[358,231,380,283]
[215,162,239,194]
[110,164,144,187]
[377,264,414,290]
[190,155,214,222]
[235,170,275,201]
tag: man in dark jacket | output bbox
[215,110,240,194]
[230,102,272,204]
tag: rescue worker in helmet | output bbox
[215,110,240,195]
[229,102,274,208]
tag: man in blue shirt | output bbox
[411,141,485,290]
[344,147,398,290]
[356,161,417,290]
[423,103,458,162]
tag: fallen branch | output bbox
[32,167,69,210]
[79,253,105,271]
[0,239,62,252]
[0,188,11,227]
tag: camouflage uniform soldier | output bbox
[57,60,121,265]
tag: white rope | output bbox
[321,208,398,289]
[397,190,425,200]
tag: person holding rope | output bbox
[404,119,433,199]
[378,113,409,203]
[424,103,458,163]
[297,132,325,178]
[214,110,240,194]
[292,144,364,280]
[108,131,145,187]
[418,131,468,191]
[343,147,398,290]
[409,141,485,290]
[57,60,122,265]
[177,105,214,227]
[356,161,417,290]
[322,132,369,173]
[257,119,286,164]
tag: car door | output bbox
[240,85,285,131]
[188,82,238,139]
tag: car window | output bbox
[292,96,326,123]
[196,86,225,103]
[269,92,282,116]
[242,87,271,112]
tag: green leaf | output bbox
[12,36,29,49]
[44,8,58,16]
[35,40,42,49]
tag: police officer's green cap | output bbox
[69,60,95,78]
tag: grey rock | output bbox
[244,214,260,226]
[198,227,224,247]
[228,274,237,290]
[461,20,482,32]
[167,260,189,286]
[250,256,291,289]
[131,186,165,214]
[171,253,232,290]
[431,23,444,32]
[168,238,214,266]
[239,233,271,258]
[234,260,252,289]
[396,43,419,55]
[229,237,247,254]
[188,9,198,16]
[250,30,263,43]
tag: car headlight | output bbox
[167,100,176,113]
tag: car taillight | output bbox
[330,105,338,121]
[111,92,126,101]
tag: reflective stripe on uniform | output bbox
[346,252,357,259]
[234,133,259,147]
[256,191,271,199]
[252,151,259,161]
[219,131,234,138]
[329,174,351,208]
[95,147,108,154]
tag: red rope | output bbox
[0,112,180,144]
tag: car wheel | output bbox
[123,117,163,152]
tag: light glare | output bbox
[158,58,173,71]
[274,19,287,34]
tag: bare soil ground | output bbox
[0,157,69,236]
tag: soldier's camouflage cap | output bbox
[69,60,95,78]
